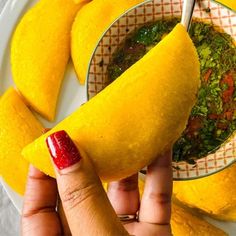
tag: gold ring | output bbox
[117,214,138,222]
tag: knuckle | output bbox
[149,192,171,205]
[61,182,99,211]
[117,177,138,191]
[109,174,138,192]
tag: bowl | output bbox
[86,0,236,180]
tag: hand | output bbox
[107,150,172,236]
[22,130,172,236]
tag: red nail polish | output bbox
[46,130,81,170]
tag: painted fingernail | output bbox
[46,130,81,170]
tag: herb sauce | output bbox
[107,18,236,163]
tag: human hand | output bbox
[22,130,172,236]
[107,150,172,236]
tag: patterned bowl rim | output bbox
[172,131,236,180]
[85,0,236,180]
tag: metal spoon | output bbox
[181,0,196,31]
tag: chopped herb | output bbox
[107,65,123,81]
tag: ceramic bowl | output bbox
[86,0,236,180]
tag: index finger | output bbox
[139,150,172,225]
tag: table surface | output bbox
[0,1,20,235]
[0,185,20,236]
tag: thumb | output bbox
[46,130,128,236]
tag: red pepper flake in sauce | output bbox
[203,68,212,83]
[221,71,234,104]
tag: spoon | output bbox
[181,0,196,31]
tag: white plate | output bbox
[0,0,235,235]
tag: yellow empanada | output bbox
[23,24,199,181]
[0,88,43,195]
[11,0,88,121]
[71,0,144,85]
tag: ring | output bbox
[117,214,138,222]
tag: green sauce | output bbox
[107,18,236,163]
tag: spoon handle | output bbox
[181,0,196,31]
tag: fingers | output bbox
[107,174,140,215]
[139,150,172,225]
[46,130,128,236]
[22,165,61,236]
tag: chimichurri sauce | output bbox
[107,18,236,163]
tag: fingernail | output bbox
[46,130,81,171]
